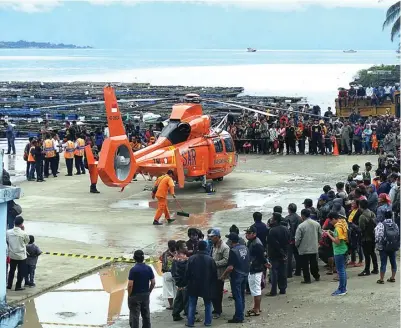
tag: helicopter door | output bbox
[210,138,226,173]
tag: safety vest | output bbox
[74,138,85,157]
[28,146,35,162]
[64,141,75,159]
[44,139,56,158]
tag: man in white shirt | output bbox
[7,216,30,290]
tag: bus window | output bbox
[223,138,234,152]
[213,139,223,153]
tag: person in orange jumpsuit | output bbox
[152,170,176,225]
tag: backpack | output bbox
[383,222,400,252]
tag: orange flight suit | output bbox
[154,175,175,222]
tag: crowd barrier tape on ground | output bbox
[43,252,160,264]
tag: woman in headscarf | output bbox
[377,193,392,223]
[367,184,379,213]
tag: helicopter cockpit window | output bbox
[223,138,234,152]
[160,120,191,145]
[213,138,223,153]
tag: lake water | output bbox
[0,48,398,107]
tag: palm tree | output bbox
[383,1,400,42]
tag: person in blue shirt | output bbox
[127,250,156,328]
[4,122,16,155]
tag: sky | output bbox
[0,0,398,49]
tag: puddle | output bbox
[23,263,165,328]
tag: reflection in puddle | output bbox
[23,263,164,328]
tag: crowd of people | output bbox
[227,110,399,156]
[126,154,400,328]
[337,83,400,108]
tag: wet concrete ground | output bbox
[0,143,398,327]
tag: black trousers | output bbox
[172,287,188,319]
[128,293,151,328]
[300,253,320,282]
[44,157,57,177]
[212,279,224,315]
[287,244,302,277]
[74,155,85,174]
[362,241,378,273]
[65,158,74,176]
[35,159,44,181]
[8,259,28,289]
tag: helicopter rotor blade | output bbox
[206,100,277,117]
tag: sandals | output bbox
[387,278,396,283]
[376,279,384,284]
[245,309,260,317]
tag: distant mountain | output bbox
[0,40,92,49]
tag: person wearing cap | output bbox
[266,213,289,296]
[186,240,217,327]
[244,226,268,317]
[358,199,379,276]
[285,204,302,278]
[127,249,156,328]
[152,170,176,225]
[326,212,348,296]
[295,209,322,284]
[220,233,250,324]
[303,199,319,222]
[363,162,373,183]
[225,225,246,248]
[209,228,230,319]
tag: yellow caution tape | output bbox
[43,252,160,264]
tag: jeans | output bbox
[7,137,16,154]
[300,253,320,282]
[230,273,247,321]
[128,293,151,328]
[270,260,287,295]
[187,296,212,327]
[172,287,188,319]
[379,250,397,274]
[362,241,378,272]
[212,279,224,314]
[27,265,36,284]
[287,243,301,277]
[334,254,347,292]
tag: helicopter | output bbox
[94,86,277,191]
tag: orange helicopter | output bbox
[89,86,278,192]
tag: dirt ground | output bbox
[6,152,400,327]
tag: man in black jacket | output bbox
[267,213,290,296]
[245,226,268,317]
[285,203,302,278]
[171,240,189,321]
[186,241,217,327]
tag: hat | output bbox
[302,198,313,206]
[319,194,329,201]
[208,228,221,237]
[352,164,360,171]
[226,232,239,243]
[365,162,373,167]
[244,226,257,234]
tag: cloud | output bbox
[0,0,392,13]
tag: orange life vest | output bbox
[64,141,75,159]
[44,139,55,158]
[74,138,85,156]
[28,146,35,162]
